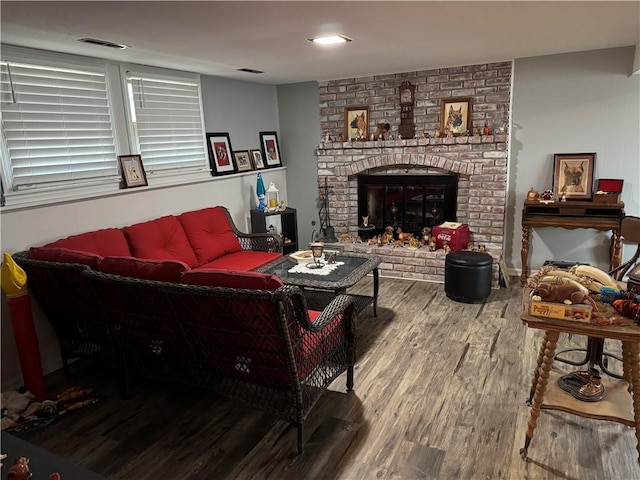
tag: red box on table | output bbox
[432,222,470,251]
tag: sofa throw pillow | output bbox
[99,256,190,282]
[177,207,242,265]
[44,228,131,257]
[28,247,102,269]
[180,269,283,291]
[122,215,199,268]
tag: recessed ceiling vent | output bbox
[78,38,129,50]
[237,68,264,74]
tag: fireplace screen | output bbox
[357,174,458,237]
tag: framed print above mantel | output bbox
[440,97,472,136]
[344,106,369,140]
[259,131,282,168]
[206,132,236,176]
[552,152,596,201]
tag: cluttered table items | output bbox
[519,264,640,463]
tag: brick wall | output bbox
[315,61,512,286]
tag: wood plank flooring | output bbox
[17,277,640,479]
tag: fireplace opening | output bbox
[357,174,458,238]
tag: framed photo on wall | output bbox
[250,149,266,170]
[233,150,253,172]
[552,153,596,201]
[206,132,236,176]
[344,106,369,140]
[259,131,282,167]
[440,97,472,136]
[118,154,148,188]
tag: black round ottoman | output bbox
[445,251,493,303]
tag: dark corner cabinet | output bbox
[250,207,298,254]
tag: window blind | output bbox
[126,71,207,175]
[0,60,118,190]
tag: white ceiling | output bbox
[1,1,639,85]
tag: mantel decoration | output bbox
[259,131,282,168]
[206,132,236,176]
[344,106,369,140]
[440,97,472,136]
[398,81,415,139]
[552,153,596,201]
[118,154,148,188]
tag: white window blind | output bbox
[125,70,208,175]
[0,59,118,190]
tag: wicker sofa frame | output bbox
[13,253,356,453]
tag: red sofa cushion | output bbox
[198,250,281,272]
[122,215,199,268]
[180,269,283,290]
[99,256,190,282]
[28,247,102,268]
[44,228,130,257]
[177,207,243,265]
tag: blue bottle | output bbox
[256,172,266,212]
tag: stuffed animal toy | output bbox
[535,282,590,305]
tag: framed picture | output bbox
[344,106,369,140]
[233,150,253,172]
[206,132,236,176]
[118,154,147,188]
[440,97,472,136]
[552,153,596,201]
[259,131,282,167]
[250,149,266,170]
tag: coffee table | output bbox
[257,252,381,315]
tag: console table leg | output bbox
[521,330,559,459]
[372,267,379,317]
[627,341,640,464]
[611,228,622,271]
[520,225,530,286]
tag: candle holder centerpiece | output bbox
[307,242,325,269]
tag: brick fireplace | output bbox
[315,61,512,286]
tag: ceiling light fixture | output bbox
[78,38,129,50]
[307,34,352,45]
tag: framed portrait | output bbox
[259,131,282,167]
[344,106,369,140]
[233,150,252,172]
[250,149,266,170]
[553,153,596,201]
[206,132,236,176]
[118,154,148,188]
[440,97,472,136]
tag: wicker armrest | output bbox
[236,232,283,253]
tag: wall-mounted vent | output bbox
[237,68,264,74]
[78,38,129,50]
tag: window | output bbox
[0,46,210,208]
[0,54,119,192]
[125,68,208,178]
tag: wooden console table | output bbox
[520,298,640,464]
[520,200,625,286]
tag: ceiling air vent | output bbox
[237,68,264,74]
[78,38,129,50]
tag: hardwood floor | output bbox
[19,277,640,479]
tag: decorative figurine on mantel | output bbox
[323,131,331,142]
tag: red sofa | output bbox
[13,206,357,452]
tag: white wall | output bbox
[1,72,284,390]
[507,47,639,273]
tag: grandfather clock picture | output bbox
[398,81,415,139]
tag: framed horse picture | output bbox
[440,97,472,136]
[344,106,369,140]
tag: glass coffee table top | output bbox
[257,251,380,290]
